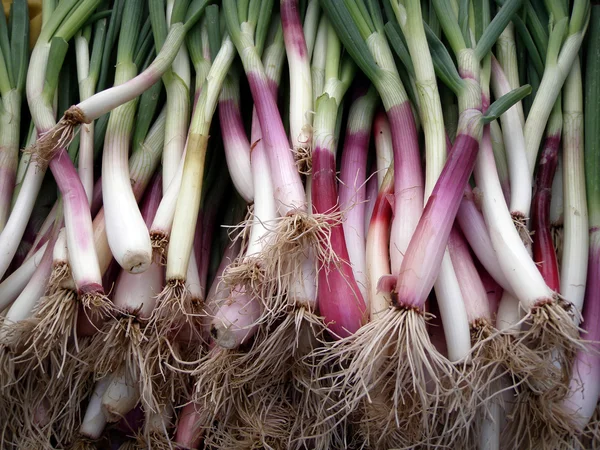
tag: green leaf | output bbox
[97,0,125,92]
[384,21,415,76]
[149,0,168,53]
[185,0,212,28]
[10,0,29,92]
[206,5,222,60]
[482,84,531,123]
[458,0,472,48]
[423,20,465,95]
[42,37,70,104]
[320,0,381,82]
[117,0,144,64]
[88,13,108,85]
[132,77,163,154]
[475,0,523,60]
[255,0,274,55]
[511,15,545,75]
[171,0,192,25]
[0,1,13,90]
[83,10,113,28]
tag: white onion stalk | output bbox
[149,20,212,254]
[474,124,580,388]
[79,377,111,440]
[75,15,106,203]
[282,0,313,169]
[29,2,209,161]
[95,107,167,277]
[373,110,394,189]
[560,59,588,316]
[302,0,320,57]
[102,367,140,423]
[103,0,153,274]
[495,23,524,125]
[0,242,47,313]
[162,0,192,191]
[150,37,235,336]
[490,56,532,238]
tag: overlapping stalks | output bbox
[0,0,599,449]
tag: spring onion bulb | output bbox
[339,87,379,300]
[149,36,235,336]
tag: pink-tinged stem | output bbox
[112,174,164,317]
[246,71,306,214]
[388,102,425,275]
[457,186,513,294]
[364,162,378,233]
[394,110,482,308]
[532,133,562,291]
[366,166,394,319]
[50,147,103,296]
[219,75,253,203]
[196,175,229,295]
[174,402,206,449]
[0,163,45,280]
[339,90,377,300]
[448,225,491,324]
[312,145,367,338]
[561,232,600,429]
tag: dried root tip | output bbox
[150,232,169,265]
[504,389,585,450]
[15,288,78,365]
[27,106,86,165]
[512,212,532,245]
[80,290,114,319]
[233,308,325,392]
[203,392,292,450]
[0,346,16,393]
[85,317,146,378]
[310,307,461,446]
[68,437,99,450]
[517,299,583,388]
[293,143,313,175]
[149,280,200,338]
[135,432,173,450]
[139,334,190,414]
[192,348,257,421]
[49,262,71,291]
